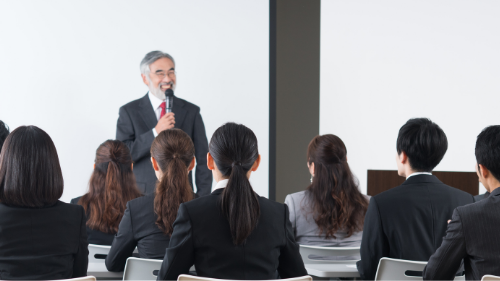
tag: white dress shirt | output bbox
[406,172,432,179]
[213,179,229,191]
[148,91,165,137]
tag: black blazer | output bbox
[423,187,500,280]
[71,196,115,246]
[0,201,88,280]
[156,189,308,280]
[356,174,474,280]
[116,94,212,196]
[105,194,171,272]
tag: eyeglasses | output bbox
[153,70,176,79]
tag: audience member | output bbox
[0,120,9,150]
[423,125,500,280]
[106,129,195,271]
[356,118,474,280]
[474,191,489,201]
[71,140,142,245]
[285,134,369,256]
[157,123,307,280]
[0,126,88,280]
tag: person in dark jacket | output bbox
[106,128,195,272]
[71,140,142,245]
[156,123,307,280]
[357,118,474,280]
[0,126,88,280]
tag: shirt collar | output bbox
[148,91,164,110]
[406,172,432,180]
[213,179,229,191]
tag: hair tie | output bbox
[232,162,242,167]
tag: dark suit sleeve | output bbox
[105,203,138,272]
[72,206,89,277]
[192,111,212,196]
[277,204,308,278]
[423,209,466,281]
[116,106,155,163]
[157,203,195,280]
[357,198,389,281]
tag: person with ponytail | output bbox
[157,122,307,280]
[106,129,195,272]
[71,140,142,245]
[284,134,370,259]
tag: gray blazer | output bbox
[116,94,212,196]
[285,190,369,248]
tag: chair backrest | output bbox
[177,274,312,281]
[88,244,111,263]
[483,275,500,281]
[299,244,360,264]
[122,257,163,281]
[375,258,427,280]
[57,276,96,281]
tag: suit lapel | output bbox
[138,94,158,130]
[172,96,187,129]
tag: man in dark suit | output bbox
[356,118,475,280]
[424,125,500,280]
[116,51,212,196]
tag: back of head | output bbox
[150,129,194,235]
[0,121,9,151]
[397,118,448,172]
[0,126,63,207]
[475,125,500,181]
[209,122,260,245]
[80,140,141,233]
[307,134,368,238]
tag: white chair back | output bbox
[57,277,96,281]
[299,245,360,264]
[122,257,163,281]
[177,274,312,281]
[374,257,466,280]
[88,244,111,263]
[482,275,500,281]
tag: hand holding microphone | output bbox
[155,89,175,134]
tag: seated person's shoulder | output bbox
[70,196,82,205]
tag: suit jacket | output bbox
[71,196,116,246]
[116,94,212,195]
[474,191,490,201]
[157,189,308,280]
[0,201,88,280]
[105,194,171,272]
[356,174,475,280]
[423,187,500,280]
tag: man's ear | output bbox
[151,157,160,171]
[251,154,261,172]
[399,151,408,164]
[188,157,195,172]
[141,73,150,86]
[478,164,489,178]
[207,153,215,170]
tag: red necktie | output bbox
[159,101,166,119]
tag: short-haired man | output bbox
[116,51,212,196]
[423,125,500,280]
[0,120,9,151]
[356,118,474,280]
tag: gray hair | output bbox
[140,51,175,76]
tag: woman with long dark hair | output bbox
[0,126,88,280]
[157,123,307,280]
[71,140,142,245]
[106,129,195,272]
[285,134,369,250]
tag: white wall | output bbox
[0,0,269,201]
[321,0,500,194]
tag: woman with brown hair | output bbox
[106,128,195,272]
[71,140,142,245]
[285,134,370,252]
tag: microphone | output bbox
[165,89,174,113]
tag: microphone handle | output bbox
[166,96,173,113]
